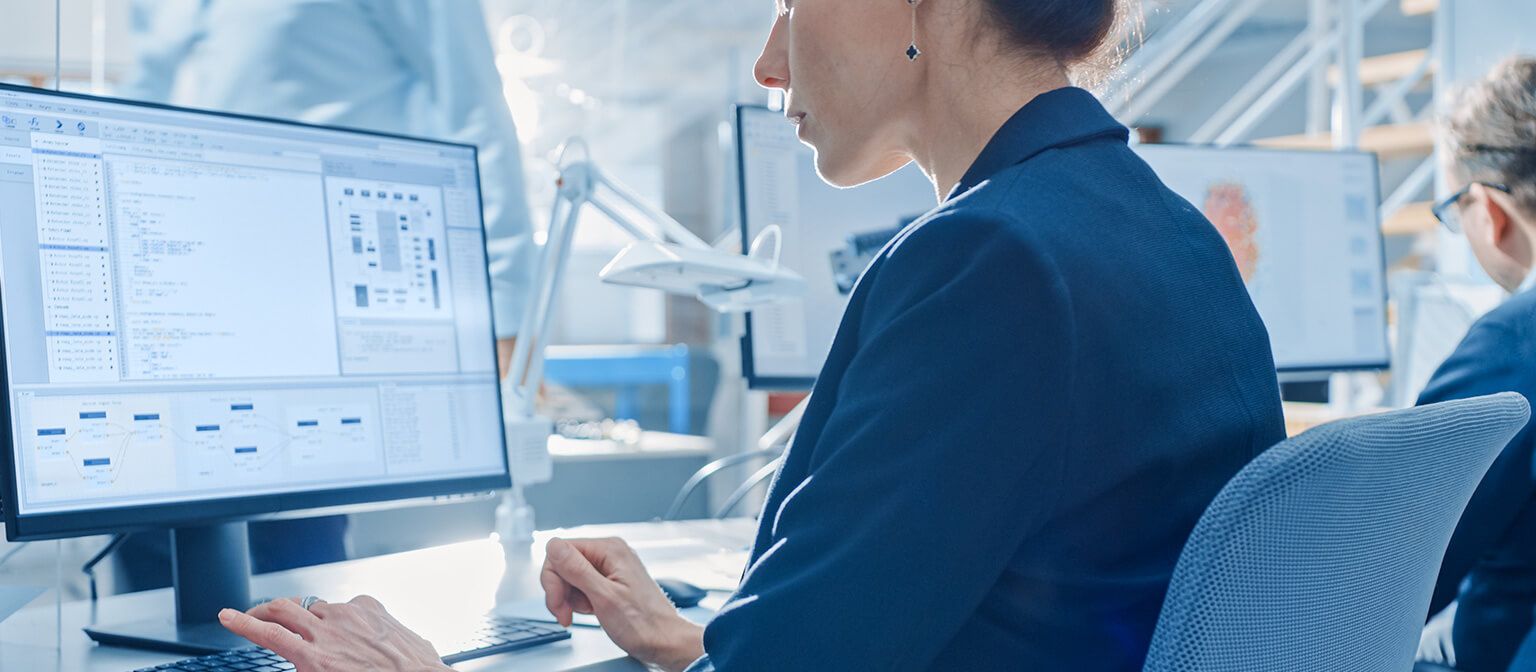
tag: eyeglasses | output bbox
[1432,182,1512,234]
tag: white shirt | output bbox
[118,0,534,337]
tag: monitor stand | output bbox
[84,522,257,655]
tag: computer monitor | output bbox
[735,105,936,389]
[1132,144,1391,373]
[0,84,509,651]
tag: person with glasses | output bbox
[1414,56,1536,672]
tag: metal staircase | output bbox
[1107,0,1444,245]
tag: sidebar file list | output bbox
[31,132,118,384]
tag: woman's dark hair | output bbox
[980,0,1140,84]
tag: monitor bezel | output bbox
[1131,141,1393,374]
[0,82,512,541]
[735,104,822,392]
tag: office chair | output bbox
[1143,393,1531,672]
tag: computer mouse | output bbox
[655,578,707,609]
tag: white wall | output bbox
[1445,1,1536,84]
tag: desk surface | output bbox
[0,519,756,672]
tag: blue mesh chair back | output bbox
[1143,393,1531,672]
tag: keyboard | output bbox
[133,615,571,671]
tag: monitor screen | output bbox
[736,106,936,389]
[0,85,508,539]
[1133,144,1390,372]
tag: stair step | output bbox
[1382,201,1437,237]
[1402,0,1437,16]
[1327,49,1434,87]
[1253,121,1434,159]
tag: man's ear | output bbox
[1478,184,1514,251]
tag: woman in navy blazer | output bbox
[222,0,1286,670]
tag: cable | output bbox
[715,457,784,520]
[0,542,30,569]
[664,448,783,521]
[83,534,127,602]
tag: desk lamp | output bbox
[497,140,804,541]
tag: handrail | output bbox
[1190,30,1315,143]
[1105,0,1239,115]
[1206,0,1393,147]
[1361,50,1434,127]
[1381,156,1437,222]
[1216,39,1338,146]
[1118,0,1269,123]
[1127,0,1394,146]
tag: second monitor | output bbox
[737,115,1392,385]
[736,105,936,390]
[1133,144,1390,372]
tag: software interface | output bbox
[738,106,936,385]
[0,88,506,516]
[1133,145,1390,371]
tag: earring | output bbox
[906,0,922,61]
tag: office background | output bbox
[0,0,1534,638]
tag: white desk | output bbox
[0,519,756,672]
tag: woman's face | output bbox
[754,0,923,187]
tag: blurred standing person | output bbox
[112,0,536,587]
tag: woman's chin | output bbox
[810,150,857,188]
[814,152,915,189]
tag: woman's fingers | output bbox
[247,599,322,640]
[546,539,618,604]
[540,557,575,626]
[219,608,312,664]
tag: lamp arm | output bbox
[586,164,713,251]
[504,137,803,418]
[505,184,585,419]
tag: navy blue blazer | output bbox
[1421,286,1536,672]
[694,88,1285,670]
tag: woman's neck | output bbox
[906,56,1073,201]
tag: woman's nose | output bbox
[754,16,790,90]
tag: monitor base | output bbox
[84,618,253,656]
[86,522,255,655]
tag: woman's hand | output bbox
[220,595,449,672]
[540,537,705,672]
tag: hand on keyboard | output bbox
[219,595,449,672]
[137,615,569,671]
